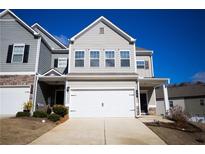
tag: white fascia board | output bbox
[0,72,36,75]
[70,16,135,43]
[42,68,63,76]
[0,10,39,36]
[31,23,68,49]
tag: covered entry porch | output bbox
[35,76,67,110]
[137,78,170,116]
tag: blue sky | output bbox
[8,10,205,83]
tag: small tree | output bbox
[168,105,188,123]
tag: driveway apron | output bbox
[30,118,166,145]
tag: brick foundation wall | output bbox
[0,75,34,86]
[148,107,156,115]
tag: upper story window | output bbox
[12,44,25,63]
[90,51,100,67]
[58,58,67,68]
[75,51,84,67]
[120,51,130,67]
[99,27,104,34]
[105,51,115,67]
[136,60,149,69]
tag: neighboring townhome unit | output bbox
[0,10,69,116]
[156,83,205,116]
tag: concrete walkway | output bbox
[30,118,166,145]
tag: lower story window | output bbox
[169,101,174,108]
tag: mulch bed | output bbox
[145,121,202,133]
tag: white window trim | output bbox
[136,60,145,69]
[89,50,100,67]
[57,57,67,68]
[120,50,130,67]
[105,50,115,67]
[75,50,85,67]
[11,43,25,63]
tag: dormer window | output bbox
[99,27,104,34]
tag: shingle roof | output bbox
[156,82,205,99]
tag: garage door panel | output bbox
[0,87,30,115]
[69,89,135,117]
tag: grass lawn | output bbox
[0,117,56,145]
[145,122,205,145]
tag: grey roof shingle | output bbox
[156,83,205,99]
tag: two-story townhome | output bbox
[0,9,170,117]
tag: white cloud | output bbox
[192,72,205,82]
[54,35,68,46]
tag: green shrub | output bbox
[48,113,61,122]
[53,105,68,117]
[16,111,30,117]
[33,110,48,118]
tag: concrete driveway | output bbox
[30,118,166,145]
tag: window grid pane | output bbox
[105,51,114,58]
[58,58,67,68]
[120,51,130,59]
[75,51,84,59]
[90,51,99,59]
[136,60,145,69]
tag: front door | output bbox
[140,93,148,114]
[55,90,64,105]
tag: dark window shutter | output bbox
[145,61,149,69]
[6,45,13,63]
[54,59,58,68]
[23,45,30,63]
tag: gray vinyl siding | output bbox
[51,53,69,74]
[38,41,52,74]
[136,55,153,77]
[33,27,63,49]
[36,82,49,110]
[157,99,185,115]
[0,19,38,72]
[1,13,13,19]
[184,98,205,115]
[70,21,135,73]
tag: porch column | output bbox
[137,81,141,116]
[162,84,170,115]
[64,81,69,107]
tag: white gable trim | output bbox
[70,16,136,43]
[31,23,67,49]
[0,10,39,36]
[42,68,63,76]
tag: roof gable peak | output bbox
[70,16,136,43]
[0,9,39,36]
[31,23,67,49]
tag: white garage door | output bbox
[69,89,135,117]
[0,87,30,116]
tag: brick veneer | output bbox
[0,75,34,85]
